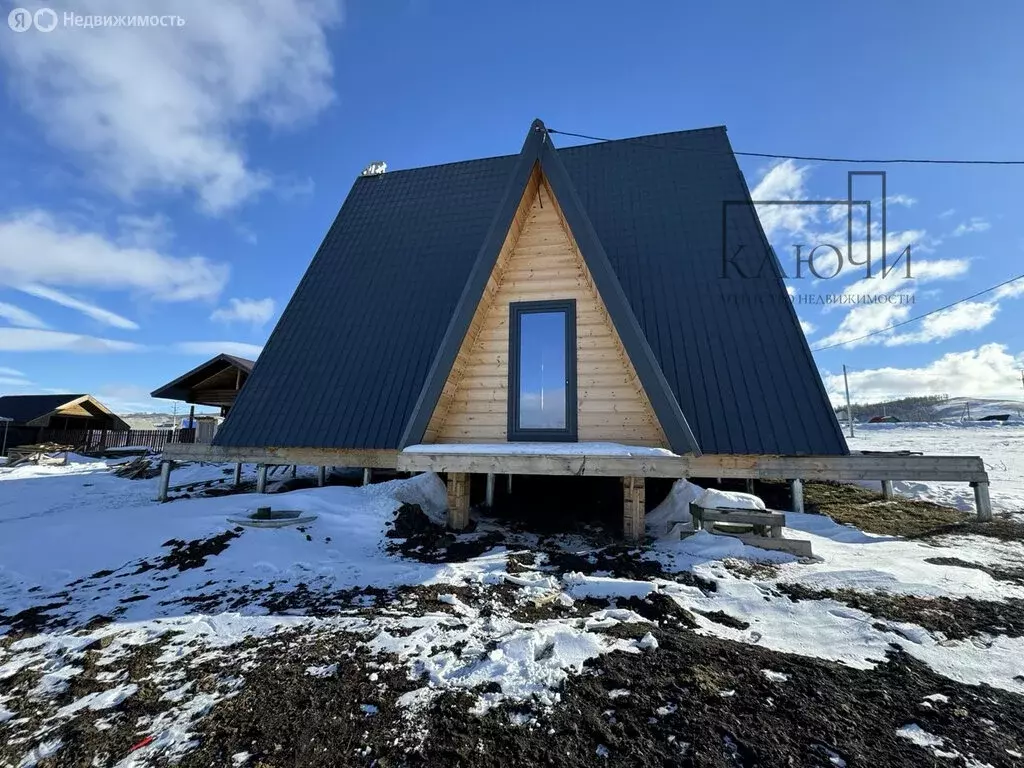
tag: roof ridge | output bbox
[353,152,516,180]
[352,125,728,178]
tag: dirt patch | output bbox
[130,529,243,574]
[386,503,504,563]
[913,516,1024,543]
[797,481,967,537]
[925,556,1024,587]
[0,599,71,636]
[779,583,1024,640]
[408,634,1024,768]
[721,558,782,581]
[172,630,421,768]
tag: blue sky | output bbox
[1,0,1022,413]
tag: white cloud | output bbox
[1,0,341,213]
[0,210,229,302]
[0,328,142,352]
[174,341,263,359]
[952,217,990,236]
[116,213,173,248]
[885,195,916,207]
[800,320,816,335]
[813,258,978,349]
[210,297,275,327]
[17,283,139,330]
[0,301,48,329]
[939,208,956,218]
[751,160,816,239]
[994,279,1024,300]
[824,344,1024,402]
[884,301,998,346]
[0,365,32,390]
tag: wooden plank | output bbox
[397,450,990,483]
[399,451,686,477]
[622,475,645,542]
[446,472,470,530]
[162,444,399,468]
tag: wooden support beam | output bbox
[157,460,171,502]
[972,481,993,522]
[317,465,326,487]
[162,443,399,468]
[256,464,268,494]
[881,480,894,500]
[233,463,242,486]
[362,467,372,486]
[744,478,755,494]
[485,473,495,507]
[447,472,470,530]
[507,473,513,494]
[790,479,804,513]
[397,450,989,483]
[622,476,645,542]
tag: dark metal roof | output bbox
[215,121,847,455]
[151,354,255,402]
[0,394,87,424]
[0,394,128,430]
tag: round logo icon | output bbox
[8,7,33,31]
[34,7,58,32]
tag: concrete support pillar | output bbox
[972,481,993,522]
[485,473,496,508]
[744,478,755,494]
[362,467,372,486]
[446,472,470,530]
[881,480,894,500]
[622,476,646,542]
[790,478,804,513]
[291,465,297,478]
[157,460,172,502]
[232,463,242,486]
[256,464,268,494]
[317,465,327,487]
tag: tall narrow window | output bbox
[508,299,577,441]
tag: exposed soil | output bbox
[925,556,1024,587]
[913,516,1024,543]
[779,583,1024,640]
[385,503,506,563]
[133,529,243,574]
[164,603,1024,768]
[755,480,970,537]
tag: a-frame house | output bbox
[191,119,853,536]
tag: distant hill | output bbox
[836,396,1024,423]
[120,411,219,429]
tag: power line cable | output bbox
[810,273,1024,352]
[546,127,1024,166]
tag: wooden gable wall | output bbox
[423,169,668,447]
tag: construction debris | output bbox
[111,456,163,480]
[4,443,71,468]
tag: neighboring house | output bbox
[185,119,853,534]
[151,354,253,414]
[151,354,254,445]
[0,394,129,453]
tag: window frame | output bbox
[506,299,577,442]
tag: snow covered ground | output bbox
[1,456,1023,765]
[847,422,1024,514]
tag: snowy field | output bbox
[848,422,1024,514]
[1,454,1023,765]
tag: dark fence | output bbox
[2,427,195,455]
